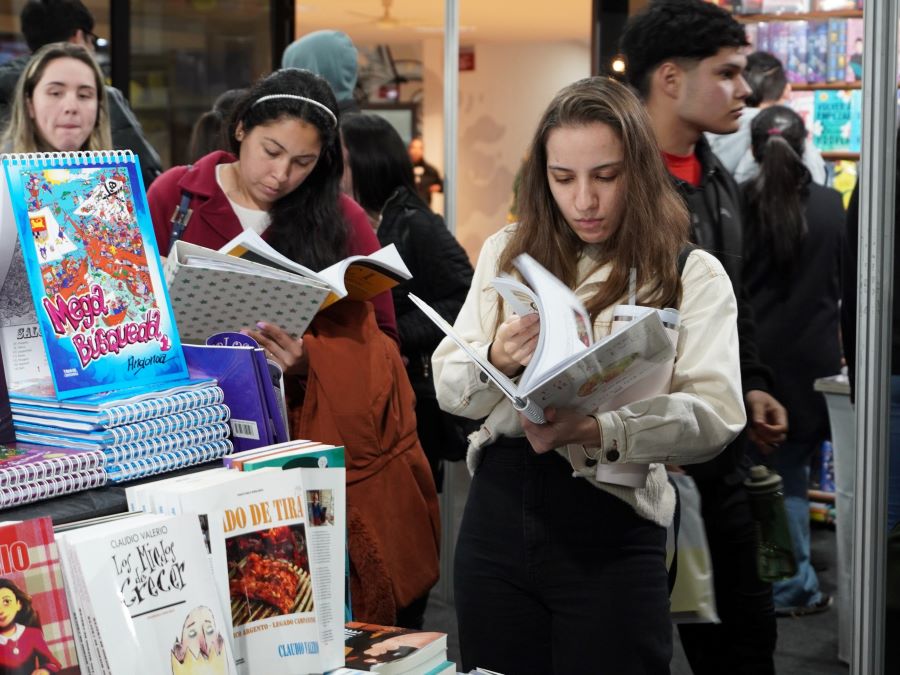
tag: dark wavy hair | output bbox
[226,68,347,270]
[744,52,788,108]
[744,105,810,272]
[620,0,748,98]
[0,578,41,629]
[500,76,689,319]
[340,114,419,214]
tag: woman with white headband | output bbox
[147,68,439,629]
[148,67,398,344]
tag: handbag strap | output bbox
[168,164,194,254]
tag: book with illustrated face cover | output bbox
[55,512,236,675]
[0,517,80,674]
[0,151,188,399]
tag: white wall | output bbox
[422,40,591,262]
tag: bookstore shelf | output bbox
[736,10,862,22]
[792,81,860,90]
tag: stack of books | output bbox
[7,378,233,493]
[127,464,347,674]
[328,622,454,675]
[0,151,238,504]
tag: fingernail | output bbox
[256,321,267,329]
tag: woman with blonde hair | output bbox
[433,76,745,673]
[2,41,111,153]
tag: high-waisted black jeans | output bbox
[454,437,672,674]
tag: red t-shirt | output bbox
[662,150,702,187]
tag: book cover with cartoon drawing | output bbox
[0,517,80,674]
[56,513,236,675]
[0,151,187,399]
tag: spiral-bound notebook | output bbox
[0,150,188,399]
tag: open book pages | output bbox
[164,240,331,342]
[218,229,412,308]
[411,292,674,427]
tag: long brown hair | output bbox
[2,41,111,153]
[499,76,689,318]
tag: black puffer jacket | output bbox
[672,136,774,483]
[673,136,774,397]
[0,54,163,188]
[376,185,473,362]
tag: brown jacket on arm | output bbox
[290,300,441,625]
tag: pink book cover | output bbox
[0,517,79,673]
[845,18,863,82]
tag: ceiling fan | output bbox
[347,0,421,30]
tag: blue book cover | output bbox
[813,89,855,152]
[184,342,280,452]
[785,21,808,85]
[826,19,847,83]
[0,150,188,399]
[806,21,828,84]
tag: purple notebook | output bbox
[0,441,105,488]
[183,343,284,452]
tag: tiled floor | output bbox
[424,460,848,674]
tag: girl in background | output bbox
[742,104,844,617]
[2,41,110,152]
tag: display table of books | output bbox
[0,151,454,673]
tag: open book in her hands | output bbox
[164,232,410,342]
[219,229,411,308]
[410,253,677,425]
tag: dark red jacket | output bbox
[292,301,440,624]
[146,150,398,343]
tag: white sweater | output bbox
[431,225,746,527]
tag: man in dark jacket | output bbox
[622,2,789,674]
[0,0,163,188]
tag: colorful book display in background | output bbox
[334,622,449,675]
[0,517,80,673]
[0,151,187,399]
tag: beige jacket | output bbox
[431,225,746,527]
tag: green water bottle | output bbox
[744,465,798,582]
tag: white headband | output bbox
[252,94,337,126]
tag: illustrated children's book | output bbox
[411,253,676,424]
[0,517,81,674]
[56,512,237,675]
[0,151,188,399]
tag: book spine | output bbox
[103,422,230,464]
[101,386,225,427]
[105,439,233,483]
[0,469,107,508]
[0,450,106,488]
[107,404,231,445]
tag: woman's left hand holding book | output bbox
[244,321,308,376]
[520,406,603,454]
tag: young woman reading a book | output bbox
[147,68,398,345]
[1,41,111,153]
[148,68,439,630]
[431,77,745,674]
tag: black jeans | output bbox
[454,437,671,675]
[677,479,777,675]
